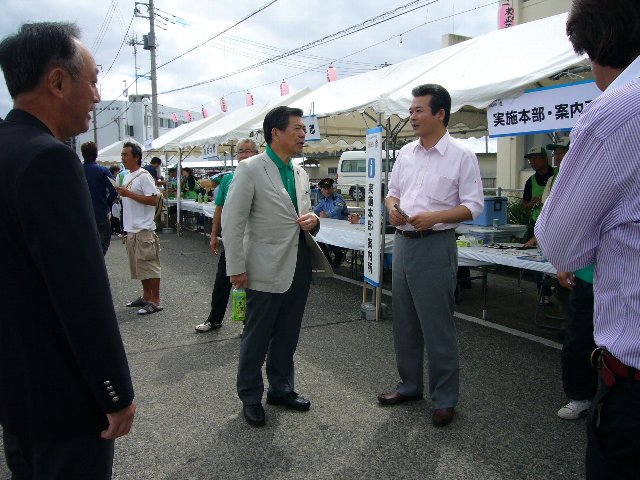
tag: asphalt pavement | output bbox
[1,230,586,479]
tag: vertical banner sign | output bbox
[303,115,321,142]
[202,144,218,161]
[364,126,382,287]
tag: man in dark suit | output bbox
[0,22,136,478]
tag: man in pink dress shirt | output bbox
[377,84,484,427]
[535,1,640,477]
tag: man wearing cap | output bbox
[527,136,598,421]
[521,146,557,237]
[522,146,558,304]
[313,178,349,267]
[541,137,570,202]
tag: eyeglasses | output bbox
[237,149,257,154]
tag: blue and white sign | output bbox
[364,126,382,288]
[487,80,601,137]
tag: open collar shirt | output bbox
[387,131,484,231]
[266,144,298,214]
[535,55,640,368]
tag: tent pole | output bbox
[163,150,169,229]
[176,148,183,236]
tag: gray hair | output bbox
[237,138,258,152]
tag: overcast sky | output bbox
[1,0,500,118]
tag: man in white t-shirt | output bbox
[116,142,163,315]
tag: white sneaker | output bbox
[557,399,591,420]
[195,321,212,333]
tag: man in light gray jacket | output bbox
[222,106,331,427]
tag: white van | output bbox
[335,150,395,200]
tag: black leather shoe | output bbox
[377,391,423,406]
[242,404,265,427]
[266,392,311,411]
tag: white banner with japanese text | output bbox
[202,144,219,161]
[364,126,382,287]
[487,80,601,137]
[303,115,321,142]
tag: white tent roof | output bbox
[146,112,225,151]
[303,138,365,154]
[269,13,585,143]
[96,137,142,165]
[178,88,311,148]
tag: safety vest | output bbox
[531,167,558,221]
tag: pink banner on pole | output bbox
[201,107,208,118]
[171,112,178,125]
[186,110,192,122]
[327,65,337,82]
[498,1,516,29]
[245,92,254,107]
[220,97,228,112]
[280,80,289,96]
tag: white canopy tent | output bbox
[177,88,311,148]
[147,113,224,152]
[254,13,586,146]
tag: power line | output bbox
[182,0,496,111]
[98,0,492,118]
[154,1,279,70]
[159,13,377,67]
[99,15,135,81]
[92,0,119,55]
[159,0,439,95]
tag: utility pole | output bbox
[148,0,159,139]
[134,1,159,139]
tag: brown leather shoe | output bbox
[432,407,455,427]
[377,391,423,406]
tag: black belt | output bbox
[395,228,452,238]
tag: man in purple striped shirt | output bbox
[535,1,640,477]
